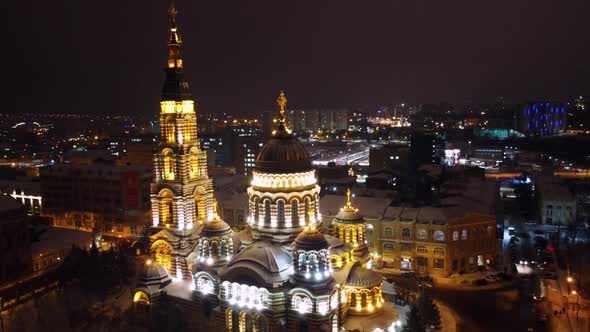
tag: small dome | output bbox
[144,262,169,279]
[138,261,172,289]
[294,227,329,251]
[334,189,363,224]
[201,218,232,237]
[255,131,312,174]
[335,206,363,223]
[346,264,381,288]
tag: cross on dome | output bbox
[342,188,358,212]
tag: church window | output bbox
[277,200,285,224]
[264,199,271,224]
[291,200,299,225]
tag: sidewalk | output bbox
[547,250,590,332]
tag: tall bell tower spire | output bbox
[149,1,214,280]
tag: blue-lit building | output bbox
[520,102,566,135]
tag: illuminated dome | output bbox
[201,216,232,236]
[255,130,312,174]
[294,227,329,251]
[196,201,234,270]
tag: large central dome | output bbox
[255,129,312,173]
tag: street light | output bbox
[571,290,580,320]
[567,276,573,283]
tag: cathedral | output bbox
[133,5,398,332]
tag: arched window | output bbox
[416,229,428,240]
[304,198,310,222]
[384,227,393,237]
[254,198,260,222]
[452,231,459,241]
[402,228,411,239]
[277,200,285,224]
[163,150,175,180]
[293,295,312,314]
[264,199,271,224]
[461,229,468,240]
[291,200,299,225]
[433,231,445,241]
[366,224,374,235]
[298,253,307,272]
[194,200,199,221]
[383,242,394,251]
[165,117,175,143]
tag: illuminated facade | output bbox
[520,102,566,135]
[134,5,398,332]
[148,4,214,279]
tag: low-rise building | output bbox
[40,163,152,237]
[321,178,498,277]
[31,226,93,273]
[537,176,576,225]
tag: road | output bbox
[386,273,546,332]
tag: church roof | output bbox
[220,241,292,287]
[346,263,381,288]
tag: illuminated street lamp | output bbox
[570,290,580,320]
[567,276,573,283]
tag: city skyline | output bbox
[4,1,590,116]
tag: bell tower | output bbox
[150,3,213,240]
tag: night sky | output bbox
[4,1,590,116]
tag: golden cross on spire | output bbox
[168,1,178,23]
[346,188,352,208]
[277,90,287,124]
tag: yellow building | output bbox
[321,178,498,277]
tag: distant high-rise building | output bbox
[519,102,566,135]
[410,132,445,165]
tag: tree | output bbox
[416,293,441,329]
[402,304,426,332]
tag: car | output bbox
[533,230,545,235]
